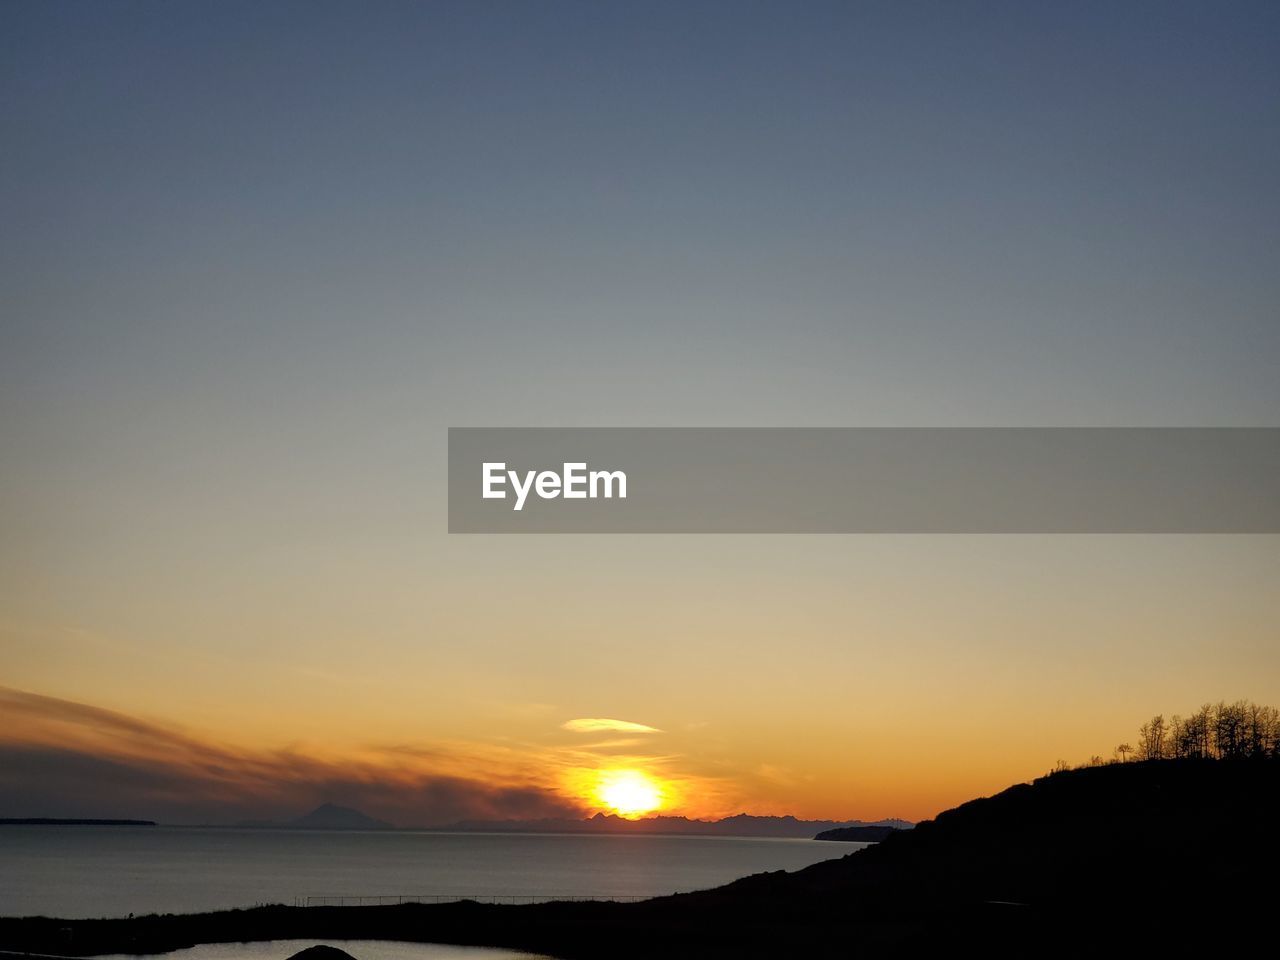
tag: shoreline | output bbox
[3,762,1275,958]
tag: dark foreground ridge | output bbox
[2,759,1275,958]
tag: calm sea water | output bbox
[0,826,865,919]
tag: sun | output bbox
[595,769,663,818]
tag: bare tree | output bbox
[1134,701,1280,762]
[1214,700,1249,759]
[1138,715,1166,760]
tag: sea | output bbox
[0,825,866,920]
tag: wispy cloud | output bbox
[0,686,587,826]
[0,689,757,824]
[561,718,663,734]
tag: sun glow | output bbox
[594,769,663,818]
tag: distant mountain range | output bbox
[236,804,393,831]
[814,824,904,842]
[234,806,910,837]
[439,812,914,838]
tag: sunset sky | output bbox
[2,2,1278,826]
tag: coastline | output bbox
[3,760,1276,958]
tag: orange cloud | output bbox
[561,718,663,734]
[0,687,878,824]
[0,686,587,826]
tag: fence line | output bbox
[298,894,650,907]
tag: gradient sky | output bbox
[2,1,1279,825]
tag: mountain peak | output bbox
[288,804,393,830]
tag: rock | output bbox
[285,945,359,960]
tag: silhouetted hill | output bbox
[703,758,1278,900]
[672,757,1280,953]
[442,812,911,837]
[3,760,1274,957]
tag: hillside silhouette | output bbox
[3,755,1274,957]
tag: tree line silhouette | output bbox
[1132,700,1280,761]
[1055,700,1280,772]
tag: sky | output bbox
[2,1,1279,825]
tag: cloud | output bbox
[561,718,662,734]
[0,689,759,824]
[0,686,587,827]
